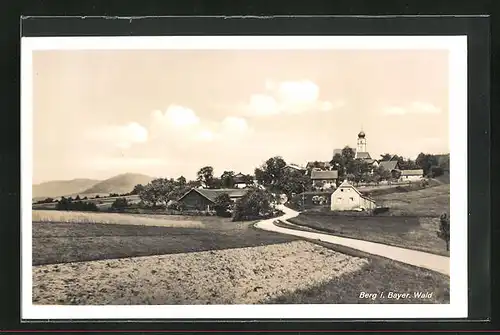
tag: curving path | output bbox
[255,205,449,276]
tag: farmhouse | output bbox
[311,170,338,190]
[233,173,252,189]
[378,160,401,171]
[177,188,249,211]
[330,180,376,211]
[399,169,424,182]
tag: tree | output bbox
[220,171,236,189]
[437,213,450,251]
[254,156,287,191]
[139,178,177,207]
[197,166,215,188]
[330,153,346,179]
[232,188,275,221]
[210,177,222,189]
[130,184,145,195]
[75,195,81,201]
[111,197,129,211]
[213,193,232,217]
[416,153,439,176]
[276,168,311,198]
[176,176,187,188]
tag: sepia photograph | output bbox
[21,36,468,319]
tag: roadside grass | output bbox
[371,184,450,217]
[32,214,297,265]
[287,213,449,257]
[267,238,449,304]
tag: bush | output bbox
[437,213,450,251]
[232,189,274,222]
[214,193,232,217]
[111,197,129,211]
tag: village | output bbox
[168,130,446,215]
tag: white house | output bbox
[399,169,424,182]
[331,180,376,211]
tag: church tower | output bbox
[356,130,367,153]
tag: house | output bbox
[177,188,249,211]
[378,160,401,171]
[399,169,424,182]
[378,160,402,179]
[330,180,376,211]
[233,173,252,189]
[311,170,338,190]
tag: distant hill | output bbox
[33,178,101,199]
[81,173,154,195]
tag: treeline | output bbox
[55,197,99,212]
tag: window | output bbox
[336,198,342,203]
[341,189,344,192]
[349,197,354,202]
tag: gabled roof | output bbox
[233,173,252,183]
[311,170,338,180]
[335,180,375,202]
[378,160,399,171]
[400,169,424,176]
[356,152,372,159]
[178,188,249,203]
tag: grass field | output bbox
[372,184,450,217]
[288,214,449,257]
[32,211,297,265]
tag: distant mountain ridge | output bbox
[32,173,155,200]
[80,173,154,195]
[33,178,101,199]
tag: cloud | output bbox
[152,105,200,129]
[244,80,343,116]
[149,105,250,144]
[410,101,441,114]
[383,102,442,116]
[85,122,148,149]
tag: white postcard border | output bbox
[21,35,468,320]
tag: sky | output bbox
[32,49,449,184]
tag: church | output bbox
[333,131,379,168]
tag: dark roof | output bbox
[178,188,249,203]
[306,161,330,169]
[378,160,399,171]
[311,170,338,180]
[400,169,424,176]
[358,131,366,138]
[356,152,372,159]
[233,173,251,183]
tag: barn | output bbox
[399,169,424,182]
[330,180,376,211]
[177,188,249,211]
